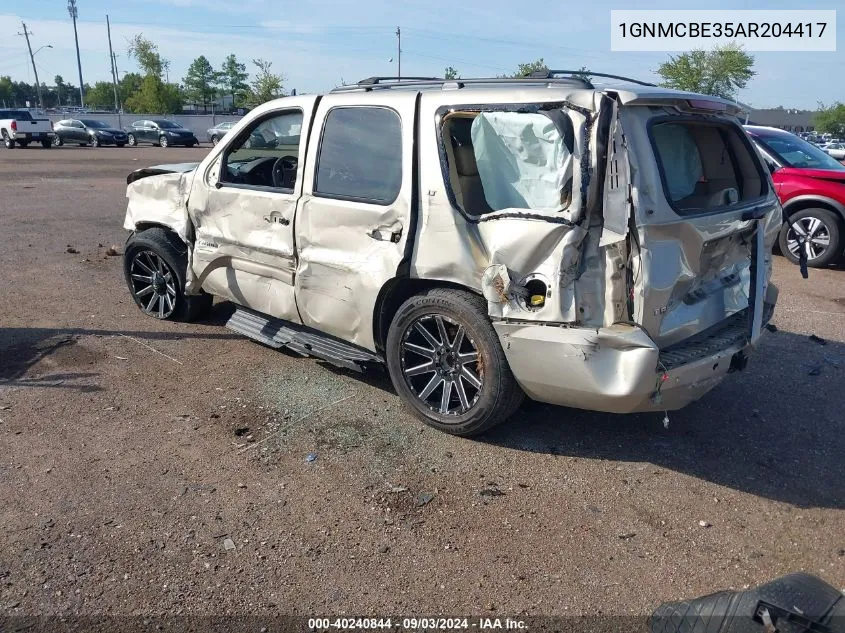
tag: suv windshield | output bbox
[753,131,845,171]
[80,120,109,128]
[155,121,182,130]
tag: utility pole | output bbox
[395,26,401,79]
[68,0,84,107]
[19,22,44,112]
[106,15,119,112]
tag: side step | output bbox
[225,306,383,372]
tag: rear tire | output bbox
[17,140,29,148]
[779,208,843,267]
[123,227,212,322]
[2,132,14,149]
[385,288,523,437]
[41,140,51,148]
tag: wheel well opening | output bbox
[372,278,480,353]
[784,199,845,224]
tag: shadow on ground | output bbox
[483,329,844,510]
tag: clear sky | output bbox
[0,0,841,109]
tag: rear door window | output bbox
[651,119,766,215]
[314,106,402,204]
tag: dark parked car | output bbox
[53,119,128,147]
[126,119,199,148]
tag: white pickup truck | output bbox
[0,109,54,149]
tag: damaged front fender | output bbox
[124,164,199,243]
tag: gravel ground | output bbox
[0,146,843,619]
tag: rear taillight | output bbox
[10,120,16,131]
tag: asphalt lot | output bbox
[0,145,843,618]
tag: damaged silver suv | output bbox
[122,71,781,436]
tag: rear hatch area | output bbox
[618,105,781,357]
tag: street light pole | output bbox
[68,0,85,107]
[18,22,46,112]
[395,26,401,79]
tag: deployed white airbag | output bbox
[470,112,572,213]
[652,123,703,201]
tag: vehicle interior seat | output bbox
[452,142,494,215]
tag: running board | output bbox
[225,306,383,372]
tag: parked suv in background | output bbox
[746,125,845,267]
[122,73,780,436]
[126,119,199,148]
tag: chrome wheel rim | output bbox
[211,136,218,146]
[400,314,483,417]
[52,135,61,146]
[128,135,135,146]
[129,250,177,318]
[160,136,168,147]
[786,216,832,261]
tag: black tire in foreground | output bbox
[386,288,523,437]
[779,207,844,268]
[123,227,212,322]
[2,132,13,149]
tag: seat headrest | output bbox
[453,146,479,177]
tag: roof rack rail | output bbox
[331,75,591,93]
[357,76,443,86]
[530,69,656,87]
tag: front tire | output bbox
[385,288,523,437]
[159,135,169,148]
[52,135,63,147]
[779,208,843,267]
[127,134,137,146]
[211,135,219,146]
[90,135,100,147]
[123,227,212,322]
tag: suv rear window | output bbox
[651,120,766,215]
[315,107,402,204]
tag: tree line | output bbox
[0,34,284,114]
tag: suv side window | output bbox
[315,107,402,204]
[220,109,303,191]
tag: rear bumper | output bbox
[11,131,53,140]
[494,290,777,414]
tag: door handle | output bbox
[264,213,290,226]
[368,227,402,243]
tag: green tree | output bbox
[444,66,460,80]
[573,66,592,83]
[125,75,183,114]
[127,34,167,78]
[815,102,845,136]
[0,76,12,106]
[119,72,143,107]
[246,58,284,107]
[85,81,117,108]
[183,55,219,110]
[510,58,548,78]
[656,43,755,100]
[220,54,249,110]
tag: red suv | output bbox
[745,125,845,267]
